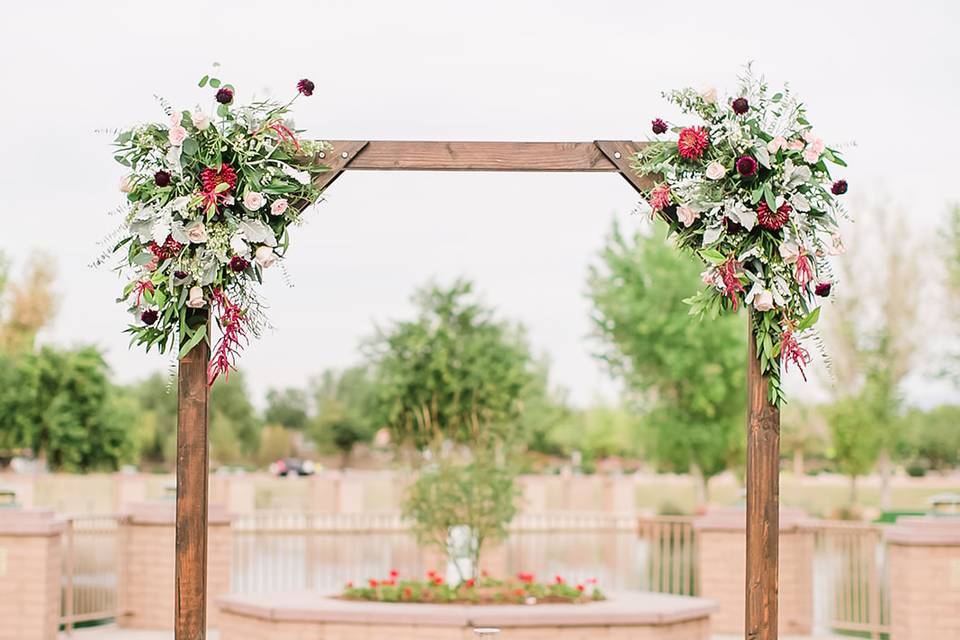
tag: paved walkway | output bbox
[62,625,845,640]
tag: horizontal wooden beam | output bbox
[320,140,648,172]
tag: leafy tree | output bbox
[545,404,644,464]
[209,371,261,466]
[516,360,575,457]
[0,251,57,353]
[898,404,960,472]
[309,367,378,468]
[264,387,310,431]
[588,221,746,504]
[404,455,518,583]
[780,402,829,475]
[0,346,133,471]
[126,373,179,467]
[366,280,535,450]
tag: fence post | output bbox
[64,519,75,635]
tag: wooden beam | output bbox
[322,141,635,172]
[175,314,210,640]
[310,140,369,191]
[745,311,781,640]
[594,140,657,193]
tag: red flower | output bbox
[554,575,564,585]
[433,576,444,586]
[149,235,184,261]
[200,164,238,193]
[757,201,792,231]
[736,155,758,177]
[781,329,811,381]
[719,257,746,311]
[402,586,413,598]
[297,78,315,96]
[389,569,399,579]
[369,579,379,588]
[140,309,158,325]
[732,97,749,115]
[229,256,249,273]
[677,126,709,160]
[206,289,250,386]
[651,118,668,134]
[216,87,234,104]
[831,180,848,195]
[154,170,171,187]
[513,588,525,597]
[815,282,832,297]
[517,572,534,584]
[465,578,475,588]
[426,570,437,578]
[648,184,671,212]
[345,581,353,589]
[576,584,585,592]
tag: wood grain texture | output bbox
[594,140,657,192]
[175,318,210,640]
[745,312,781,640]
[310,141,369,191]
[322,141,632,172]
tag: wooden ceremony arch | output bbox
[174,140,781,640]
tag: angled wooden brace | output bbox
[311,140,370,191]
[594,140,657,194]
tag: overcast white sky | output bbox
[1,1,958,407]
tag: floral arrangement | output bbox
[341,570,605,605]
[635,67,849,404]
[106,75,328,384]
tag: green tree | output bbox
[0,346,133,471]
[365,279,535,450]
[264,387,310,431]
[126,373,179,468]
[899,404,960,472]
[209,371,261,466]
[588,221,746,504]
[309,367,379,468]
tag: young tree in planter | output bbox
[588,221,746,504]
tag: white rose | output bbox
[270,198,289,216]
[705,162,726,180]
[120,175,134,193]
[701,87,717,104]
[186,223,207,244]
[192,110,211,130]
[243,191,265,210]
[677,205,699,228]
[779,240,800,263]
[254,245,278,268]
[752,290,775,312]
[186,286,206,308]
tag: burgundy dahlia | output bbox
[200,164,238,193]
[216,87,234,104]
[677,127,710,161]
[736,155,758,177]
[174,270,188,279]
[815,282,832,297]
[229,256,249,273]
[297,78,315,96]
[831,180,848,195]
[757,201,792,231]
[732,97,749,115]
[154,170,171,187]
[651,118,668,134]
[140,309,158,325]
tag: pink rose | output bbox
[170,111,182,127]
[243,191,265,210]
[787,139,804,152]
[802,134,825,164]
[254,245,277,268]
[186,286,206,308]
[752,290,774,312]
[169,126,188,147]
[767,136,787,154]
[677,205,699,228]
[186,223,207,244]
[270,198,289,216]
[120,175,134,193]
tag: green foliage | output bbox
[544,405,644,463]
[366,279,534,450]
[898,405,960,471]
[0,347,134,471]
[588,221,746,485]
[309,367,379,466]
[264,387,310,430]
[404,456,519,580]
[343,572,603,603]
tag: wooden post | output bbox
[745,312,781,640]
[175,313,211,640]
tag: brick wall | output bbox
[0,509,64,640]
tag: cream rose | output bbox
[192,110,210,130]
[186,223,207,244]
[243,191,265,210]
[186,286,206,308]
[254,245,278,268]
[120,175,134,193]
[168,125,188,146]
[752,290,775,312]
[705,162,726,180]
[270,198,289,216]
[701,87,717,104]
[779,240,801,263]
[677,205,699,228]
[767,136,786,154]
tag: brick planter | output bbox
[0,509,64,640]
[217,590,716,640]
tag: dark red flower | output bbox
[200,164,238,193]
[736,155,758,177]
[229,256,249,273]
[576,584,585,592]
[651,118,668,134]
[154,170,171,187]
[732,97,749,115]
[719,257,746,311]
[140,309,158,325]
[757,201,792,230]
[174,270,188,279]
[831,180,848,195]
[297,78,315,96]
[149,235,184,260]
[215,87,234,104]
[781,329,811,381]
[369,579,378,588]
[815,282,832,297]
[465,578,475,588]
[677,127,710,160]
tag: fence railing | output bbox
[811,522,890,639]
[60,515,120,633]
[637,515,697,596]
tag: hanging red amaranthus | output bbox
[780,328,811,381]
[133,279,154,306]
[206,288,249,386]
[794,247,813,288]
[719,257,746,311]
